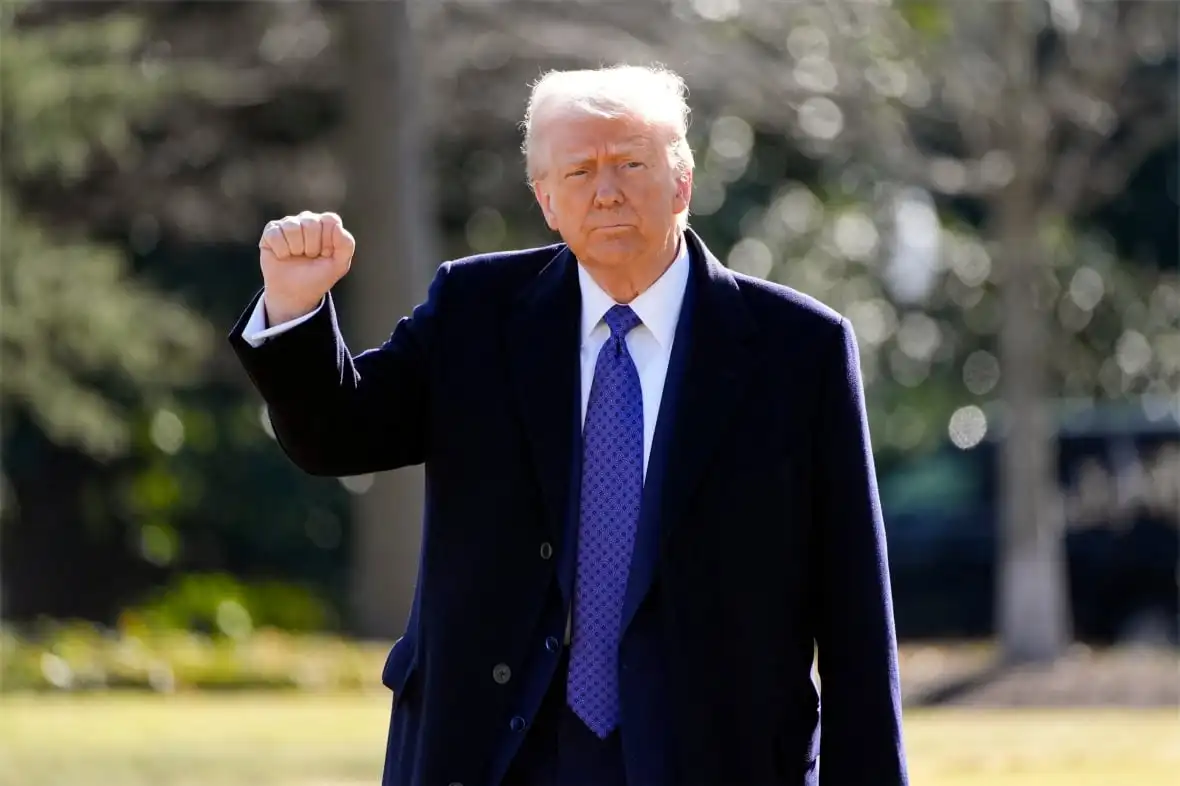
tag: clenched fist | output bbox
[259,211,356,325]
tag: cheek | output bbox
[545,189,569,215]
[561,188,597,217]
[553,193,580,219]
[633,181,676,214]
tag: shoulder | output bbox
[439,242,566,291]
[418,242,570,319]
[727,269,863,385]
[727,268,849,343]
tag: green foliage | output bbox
[894,0,949,39]
[1,7,166,182]
[0,193,209,458]
[0,2,362,631]
[0,3,212,460]
[130,572,337,637]
[0,621,386,693]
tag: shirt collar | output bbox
[576,236,690,350]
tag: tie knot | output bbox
[603,305,642,339]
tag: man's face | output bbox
[532,112,691,271]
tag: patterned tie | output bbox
[566,304,644,739]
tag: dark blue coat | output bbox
[229,229,908,786]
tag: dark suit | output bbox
[229,229,908,786]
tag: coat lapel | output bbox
[621,229,759,635]
[656,229,758,549]
[503,247,582,548]
[619,243,699,635]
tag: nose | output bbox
[593,171,624,207]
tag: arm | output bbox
[227,262,450,477]
[813,317,908,786]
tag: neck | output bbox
[585,232,682,304]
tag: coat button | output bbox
[509,715,526,732]
[545,636,560,653]
[492,663,512,684]
[539,541,553,560]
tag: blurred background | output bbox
[1,0,1177,784]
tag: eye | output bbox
[623,161,645,169]
[565,169,588,179]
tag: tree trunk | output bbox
[339,0,436,638]
[993,1,1071,663]
[995,197,1072,662]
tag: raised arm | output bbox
[812,317,909,786]
[227,211,446,477]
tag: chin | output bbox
[582,249,637,270]
[581,236,646,267]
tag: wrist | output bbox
[262,292,320,326]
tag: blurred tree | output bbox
[334,0,437,637]
[1,0,354,625]
[0,2,210,466]
[0,0,212,618]
[814,0,1179,662]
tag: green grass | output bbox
[1,693,1178,786]
[0,693,389,786]
[903,708,1180,786]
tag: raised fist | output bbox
[259,211,356,324]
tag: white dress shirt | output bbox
[241,238,691,479]
[576,240,689,478]
[240,294,323,347]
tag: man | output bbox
[229,65,908,786]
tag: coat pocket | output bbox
[381,635,419,702]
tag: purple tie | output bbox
[566,304,644,739]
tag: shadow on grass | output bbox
[905,661,1012,707]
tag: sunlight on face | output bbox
[532,112,691,272]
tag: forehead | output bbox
[541,112,661,160]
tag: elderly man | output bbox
[230,65,908,786]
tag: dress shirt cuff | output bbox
[240,294,325,347]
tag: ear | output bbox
[532,180,559,231]
[672,169,693,215]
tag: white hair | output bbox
[521,64,696,185]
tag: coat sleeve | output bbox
[812,316,909,786]
[227,261,451,477]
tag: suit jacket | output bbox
[228,228,909,786]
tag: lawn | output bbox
[1,693,1178,786]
